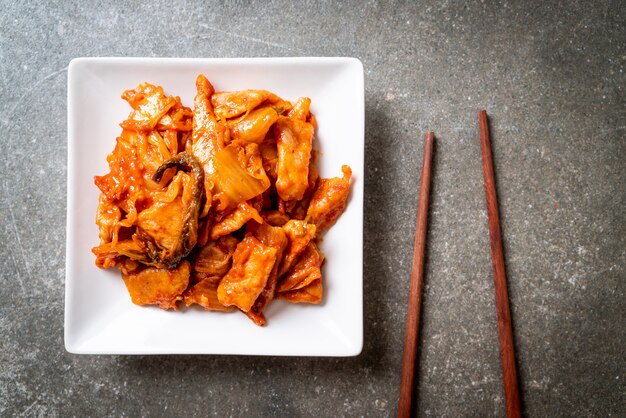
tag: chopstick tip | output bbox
[478,110,490,127]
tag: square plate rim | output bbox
[65,56,364,356]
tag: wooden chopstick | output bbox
[398,131,435,418]
[478,110,522,418]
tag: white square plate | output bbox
[65,57,364,355]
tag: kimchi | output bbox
[92,75,352,326]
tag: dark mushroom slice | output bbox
[135,152,204,268]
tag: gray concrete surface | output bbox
[1,1,624,416]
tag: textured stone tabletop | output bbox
[1,1,624,417]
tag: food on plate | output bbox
[92,75,352,325]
